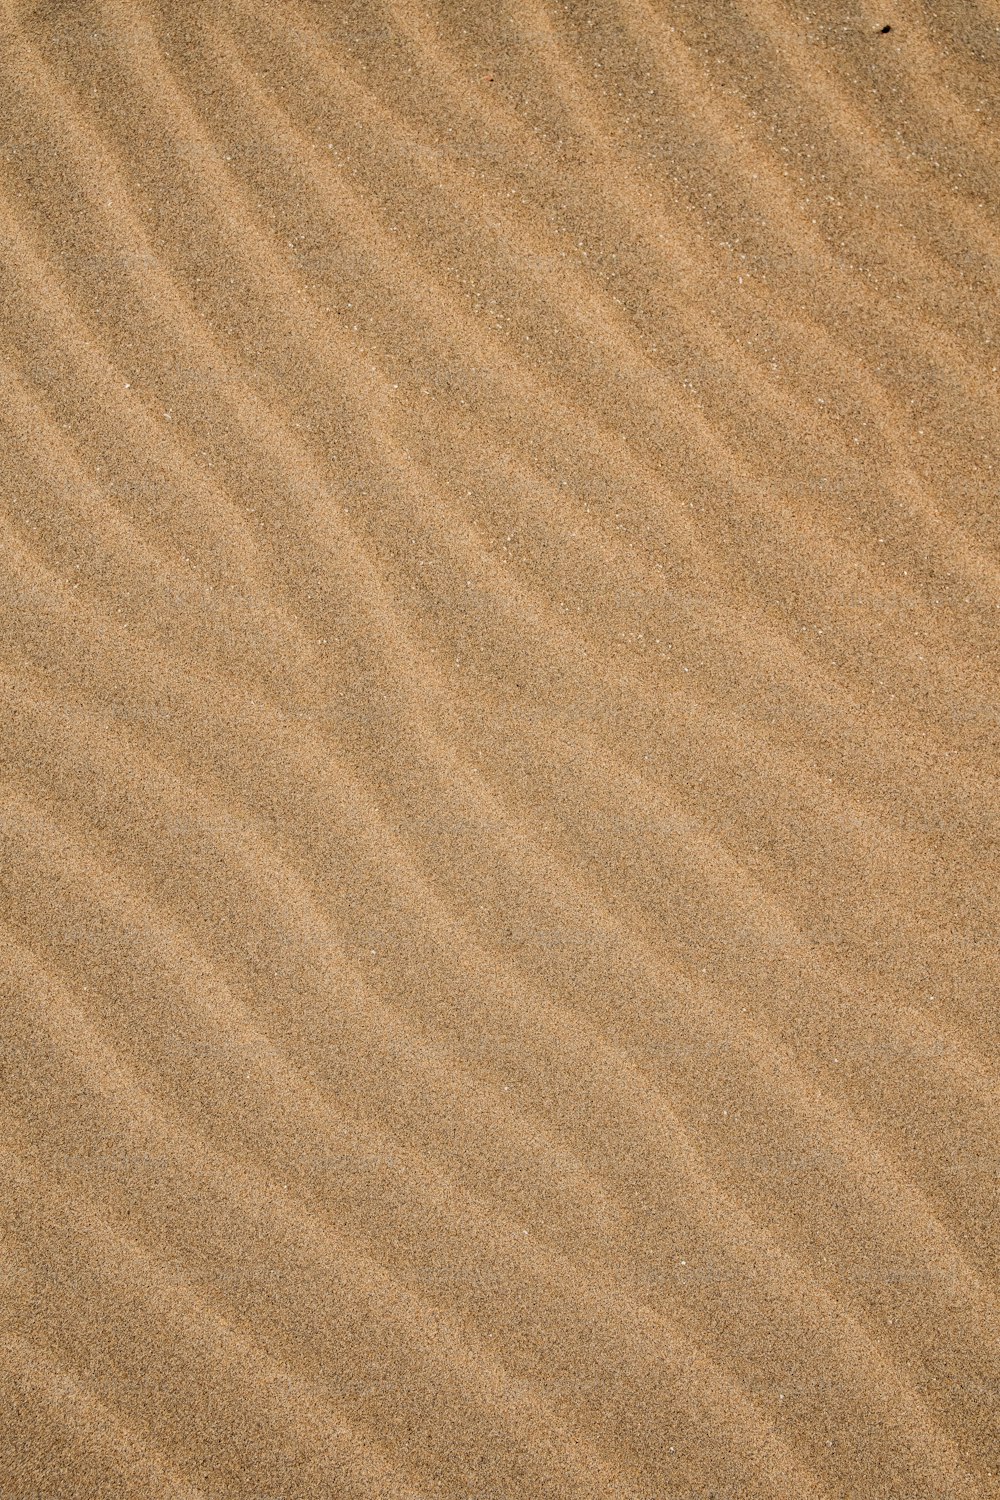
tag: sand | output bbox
[0,0,997,1495]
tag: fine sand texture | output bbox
[0,1,998,1496]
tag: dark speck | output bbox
[880,23,892,32]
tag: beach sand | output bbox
[0,1,997,1496]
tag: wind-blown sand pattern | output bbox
[0,0,997,1495]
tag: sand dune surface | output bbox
[0,1,997,1496]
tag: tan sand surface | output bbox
[0,1,997,1496]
